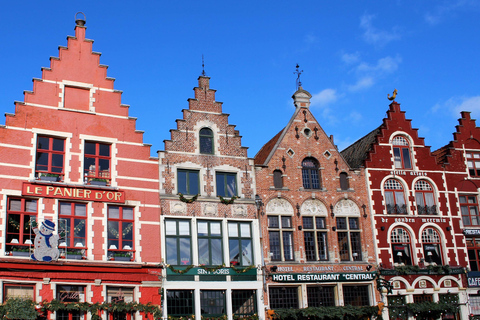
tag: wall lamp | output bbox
[330,204,334,218]
[362,204,367,219]
[255,194,264,216]
[270,266,278,272]
[366,265,373,271]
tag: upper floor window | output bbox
[302,157,321,189]
[84,142,110,185]
[384,179,407,214]
[391,227,412,265]
[460,195,480,226]
[165,220,191,265]
[339,172,349,190]
[199,128,214,154]
[414,180,437,215]
[303,216,328,261]
[107,206,134,261]
[228,222,253,266]
[35,136,65,180]
[273,170,283,189]
[268,215,294,261]
[198,221,223,266]
[392,136,412,169]
[216,172,237,197]
[421,228,442,265]
[337,217,362,261]
[467,237,480,271]
[58,202,87,256]
[6,198,37,254]
[178,169,199,195]
[467,152,480,177]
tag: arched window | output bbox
[273,170,283,189]
[199,128,214,154]
[302,157,321,189]
[384,179,407,214]
[421,228,442,265]
[391,227,413,265]
[339,172,349,190]
[392,136,412,169]
[414,180,437,215]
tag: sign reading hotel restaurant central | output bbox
[271,272,376,283]
[22,183,125,203]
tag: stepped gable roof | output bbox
[341,126,382,169]
[431,142,452,165]
[254,128,284,165]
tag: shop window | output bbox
[3,284,34,301]
[337,217,362,261]
[232,290,257,316]
[165,219,191,266]
[268,216,294,261]
[306,286,334,307]
[200,290,225,317]
[107,206,134,261]
[35,135,65,180]
[392,136,412,169]
[467,237,480,271]
[391,228,413,265]
[460,195,480,226]
[339,172,349,190]
[273,170,283,189]
[439,294,460,320]
[415,180,437,215]
[269,287,299,309]
[421,228,443,265]
[467,152,480,177]
[58,202,87,258]
[384,179,407,214]
[228,222,253,266]
[178,169,199,195]
[198,221,223,266]
[387,295,407,320]
[199,128,214,154]
[84,142,110,185]
[167,290,194,317]
[413,294,432,303]
[470,295,480,316]
[57,285,85,320]
[107,287,134,320]
[302,157,321,189]
[303,216,328,261]
[216,172,237,197]
[343,285,370,306]
[6,198,37,255]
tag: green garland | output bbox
[233,315,258,320]
[230,264,255,273]
[201,316,227,320]
[406,301,458,320]
[167,264,195,274]
[218,195,238,205]
[179,193,199,203]
[168,315,195,320]
[41,299,162,320]
[272,305,379,320]
[0,298,39,320]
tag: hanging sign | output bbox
[22,183,124,203]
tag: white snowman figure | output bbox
[31,220,61,262]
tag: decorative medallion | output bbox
[266,198,293,215]
[334,199,360,215]
[171,201,187,214]
[202,203,217,216]
[300,199,328,216]
[232,205,247,217]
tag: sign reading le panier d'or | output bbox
[22,183,125,203]
[271,272,376,283]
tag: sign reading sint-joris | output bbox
[22,183,124,203]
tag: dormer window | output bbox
[392,136,412,169]
[199,128,214,154]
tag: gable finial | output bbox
[294,64,303,90]
[201,54,206,76]
[75,12,86,27]
[388,89,397,101]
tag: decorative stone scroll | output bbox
[170,201,186,214]
[334,199,360,216]
[232,204,248,217]
[202,203,218,216]
[300,199,328,216]
[266,198,293,215]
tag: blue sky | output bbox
[1,1,479,157]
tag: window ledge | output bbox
[336,188,355,192]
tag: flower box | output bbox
[90,180,107,186]
[114,256,132,261]
[12,251,31,257]
[65,254,83,260]
[39,175,59,182]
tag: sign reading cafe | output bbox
[271,272,376,283]
[22,182,125,203]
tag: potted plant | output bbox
[113,251,133,261]
[39,173,60,182]
[12,246,31,257]
[89,178,108,186]
[64,249,84,260]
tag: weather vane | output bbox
[201,54,206,76]
[294,64,303,90]
[388,89,397,101]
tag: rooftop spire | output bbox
[75,12,86,27]
[294,64,303,90]
[201,54,206,76]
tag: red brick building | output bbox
[254,87,379,311]
[432,111,480,317]
[158,76,263,319]
[0,16,162,319]
[342,99,468,319]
